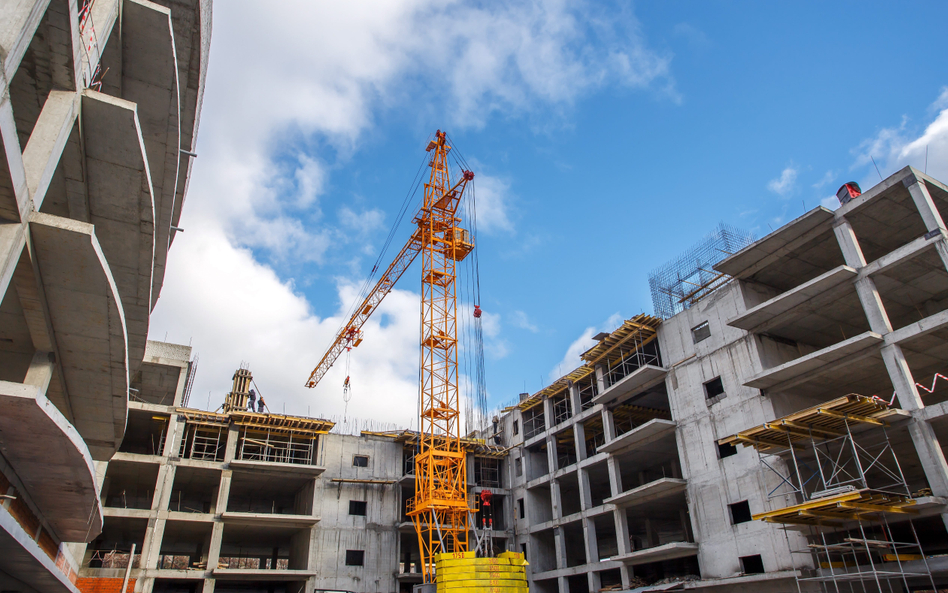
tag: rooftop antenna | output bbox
[925,144,929,174]
[870,155,883,181]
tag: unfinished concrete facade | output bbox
[499,167,948,593]
[74,343,511,593]
[0,1,209,593]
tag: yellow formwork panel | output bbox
[435,553,529,593]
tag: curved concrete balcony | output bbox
[81,90,156,375]
[120,0,181,310]
[0,377,103,541]
[29,212,129,460]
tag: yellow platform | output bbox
[435,552,529,593]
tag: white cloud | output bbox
[853,88,948,183]
[813,170,836,189]
[510,310,539,333]
[151,1,675,427]
[767,166,798,197]
[820,195,840,211]
[151,225,421,427]
[547,313,622,383]
[471,174,514,233]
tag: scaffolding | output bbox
[648,223,754,319]
[720,394,937,593]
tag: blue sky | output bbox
[150,1,948,429]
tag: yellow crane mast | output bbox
[305,131,474,582]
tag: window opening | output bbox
[353,455,369,467]
[349,500,367,516]
[704,377,725,399]
[740,554,764,574]
[692,321,711,344]
[345,550,365,566]
[729,501,752,524]
[717,441,738,459]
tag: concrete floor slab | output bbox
[211,569,317,581]
[593,365,667,407]
[728,265,857,332]
[227,459,325,477]
[604,477,687,509]
[29,212,128,460]
[81,90,155,375]
[600,419,676,456]
[745,331,882,393]
[121,0,180,311]
[0,378,102,541]
[715,208,836,280]
[221,512,319,528]
[613,541,698,566]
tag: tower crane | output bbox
[305,131,475,582]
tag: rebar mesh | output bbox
[648,223,754,319]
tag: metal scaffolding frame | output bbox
[721,394,937,593]
[237,427,315,465]
[648,223,754,319]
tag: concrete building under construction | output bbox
[0,1,209,593]
[1,3,948,590]
[67,167,948,593]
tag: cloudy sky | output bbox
[149,1,948,429]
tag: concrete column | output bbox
[553,527,567,570]
[906,178,948,271]
[200,579,217,593]
[606,457,623,497]
[139,516,166,572]
[602,408,616,442]
[595,365,606,394]
[582,516,598,564]
[613,507,631,555]
[152,464,176,513]
[833,219,893,334]
[543,397,554,432]
[573,422,587,462]
[568,383,582,417]
[546,435,558,473]
[163,415,185,458]
[224,426,239,462]
[216,470,233,514]
[881,338,948,530]
[587,570,601,593]
[557,575,568,593]
[551,478,563,520]
[577,468,592,512]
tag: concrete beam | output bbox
[0,368,103,542]
[81,90,155,375]
[29,211,128,460]
[0,0,50,85]
[21,91,80,213]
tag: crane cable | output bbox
[447,136,488,431]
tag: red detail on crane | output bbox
[463,170,475,181]
[479,489,492,507]
[473,305,482,318]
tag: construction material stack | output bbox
[434,551,528,593]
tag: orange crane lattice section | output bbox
[305,131,474,583]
